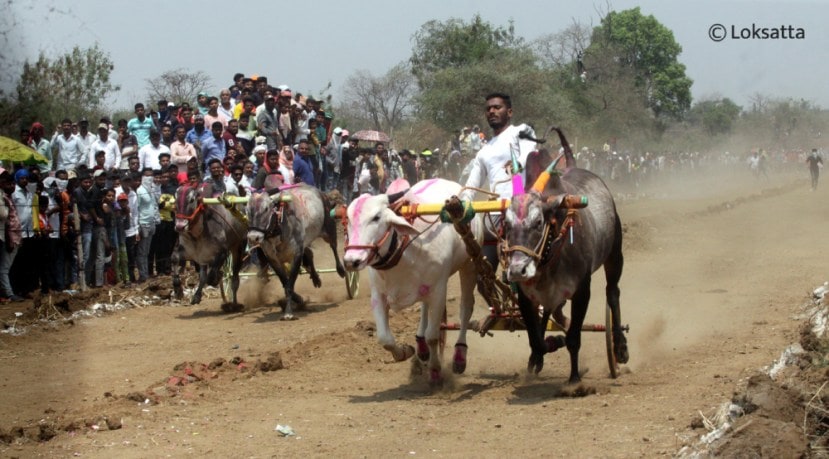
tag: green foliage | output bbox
[410,14,523,88]
[588,7,692,119]
[14,44,119,131]
[688,98,742,136]
[416,49,573,134]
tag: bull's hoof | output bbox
[190,294,202,305]
[545,335,566,353]
[385,344,415,362]
[527,352,544,375]
[221,302,244,313]
[415,336,429,362]
[311,274,322,288]
[429,368,444,387]
[452,343,468,374]
[336,264,346,278]
[281,313,297,321]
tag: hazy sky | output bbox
[3,0,828,110]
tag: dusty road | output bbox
[0,166,825,458]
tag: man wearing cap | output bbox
[138,131,170,171]
[127,103,157,149]
[90,122,122,170]
[52,118,85,171]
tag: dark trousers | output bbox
[154,220,175,275]
[49,238,67,291]
[10,237,36,295]
[125,234,137,282]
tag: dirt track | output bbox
[0,166,825,458]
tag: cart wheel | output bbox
[221,253,234,304]
[345,270,359,299]
[605,302,619,379]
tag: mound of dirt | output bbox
[680,291,829,456]
[0,277,200,334]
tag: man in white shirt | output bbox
[52,118,86,171]
[76,119,97,166]
[138,131,170,171]
[89,123,122,170]
[461,92,536,268]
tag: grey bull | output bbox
[246,184,345,320]
[502,128,628,384]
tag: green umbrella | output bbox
[0,136,49,165]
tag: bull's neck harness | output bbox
[248,201,286,237]
[342,199,434,271]
[502,207,579,269]
[345,226,412,271]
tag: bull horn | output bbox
[387,188,409,204]
[531,153,565,193]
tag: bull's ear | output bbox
[387,211,419,236]
[524,149,552,193]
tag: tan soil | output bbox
[0,167,827,458]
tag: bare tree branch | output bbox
[145,68,211,106]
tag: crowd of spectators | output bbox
[1,73,464,302]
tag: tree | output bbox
[13,44,119,130]
[531,21,592,71]
[339,63,417,133]
[416,50,574,134]
[408,15,578,134]
[587,7,692,119]
[688,97,742,136]
[145,68,211,106]
[410,15,523,88]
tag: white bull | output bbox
[343,178,483,386]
